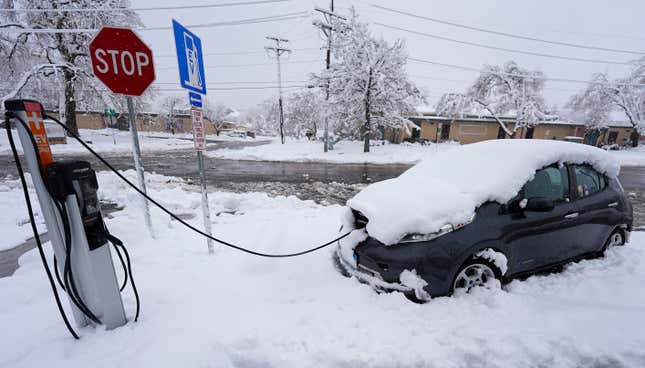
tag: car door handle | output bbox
[564,212,579,219]
[608,202,618,208]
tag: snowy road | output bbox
[1,171,644,368]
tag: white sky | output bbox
[132,0,645,112]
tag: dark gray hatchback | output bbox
[337,162,633,300]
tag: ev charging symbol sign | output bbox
[172,20,207,95]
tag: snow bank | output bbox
[1,171,645,367]
[207,138,459,164]
[399,269,431,300]
[348,139,620,245]
[0,175,46,251]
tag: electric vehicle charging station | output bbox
[5,99,128,331]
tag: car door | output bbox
[569,164,617,254]
[500,165,579,274]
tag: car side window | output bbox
[573,165,605,198]
[522,166,570,202]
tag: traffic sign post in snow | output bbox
[172,20,207,95]
[89,26,155,238]
[172,20,214,254]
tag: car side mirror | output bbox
[522,197,555,212]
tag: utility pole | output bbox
[314,1,346,152]
[265,36,290,144]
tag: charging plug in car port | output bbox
[377,262,389,271]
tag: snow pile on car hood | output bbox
[347,139,620,245]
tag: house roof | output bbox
[409,112,634,129]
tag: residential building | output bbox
[384,112,637,146]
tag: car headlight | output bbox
[399,214,475,244]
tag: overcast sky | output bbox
[133,0,645,113]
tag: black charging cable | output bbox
[44,113,352,258]
[4,112,80,340]
[55,199,103,325]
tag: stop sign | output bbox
[89,27,155,96]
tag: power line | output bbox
[9,12,309,33]
[0,0,289,12]
[408,57,645,87]
[155,47,319,58]
[372,4,645,56]
[156,59,320,70]
[154,80,308,85]
[157,85,306,91]
[375,23,631,66]
[143,12,309,31]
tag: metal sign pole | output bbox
[126,96,154,238]
[190,104,214,253]
[197,150,214,253]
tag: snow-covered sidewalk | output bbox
[607,145,645,166]
[0,128,260,155]
[208,138,645,166]
[207,138,459,164]
[1,171,645,367]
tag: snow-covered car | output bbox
[336,139,633,301]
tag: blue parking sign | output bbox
[172,19,207,94]
[188,91,202,108]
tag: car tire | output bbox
[451,258,502,295]
[602,229,625,254]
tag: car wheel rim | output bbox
[453,264,496,292]
[607,232,624,250]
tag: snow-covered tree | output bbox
[435,93,475,119]
[567,74,614,131]
[203,100,234,136]
[568,58,645,146]
[312,10,423,152]
[0,0,143,135]
[284,89,323,139]
[159,95,185,134]
[241,98,278,136]
[468,61,548,137]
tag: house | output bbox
[46,109,219,135]
[384,112,637,146]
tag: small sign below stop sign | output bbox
[89,27,155,96]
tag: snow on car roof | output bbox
[347,139,620,245]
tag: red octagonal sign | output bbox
[89,27,155,96]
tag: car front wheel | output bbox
[452,259,502,294]
[603,230,625,254]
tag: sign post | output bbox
[89,27,156,238]
[173,19,214,254]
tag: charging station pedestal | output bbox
[6,100,127,330]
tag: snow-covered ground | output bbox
[207,138,645,166]
[0,128,260,155]
[0,176,46,251]
[607,144,645,166]
[2,170,645,367]
[208,138,460,164]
